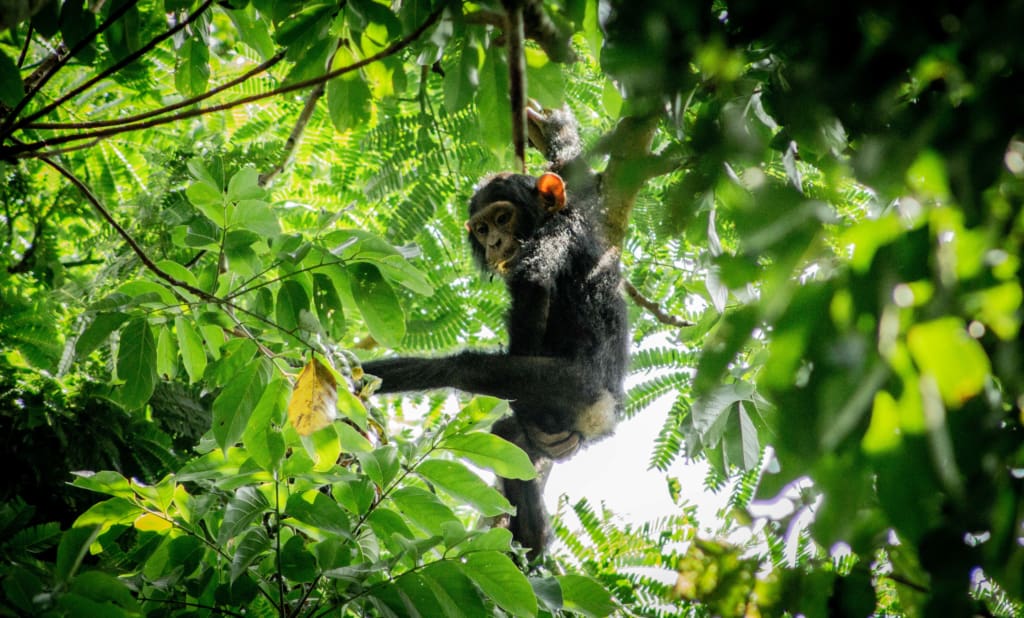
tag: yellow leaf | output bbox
[288,357,339,436]
[134,513,172,532]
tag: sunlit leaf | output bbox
[459,551,538,617]
[441,431,536,480]
[349,263,406,348]
[116,318,157,409]
[906,318,990,407]
[417,459,513,516]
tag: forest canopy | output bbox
[1,1,1022,616]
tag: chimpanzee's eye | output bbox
[475,223,489,236]
[496,212,511,226]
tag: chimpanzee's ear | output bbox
[537,173,566,213]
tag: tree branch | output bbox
[624,280,694,327]
[15,0,216,130]
[26,50,286,131]
[599,114,662,248]
[4,4,446,159]
[0,0,142,135]
[261,82,324,187]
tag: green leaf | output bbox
[907,317,991,407]
[356,445,401,488]
[212,359,267,451]
[285,491,352,537]
[276,279,310,332]
[338,421,373,453]
[116,318,158,409]
[230,199,281,236]
[313,273,346,339]
[349,262,405,348]
[156,325,177,380]
[418,459,513,516]
[186,181,226,226]
[280,535,317,582]
[227,166,267,201]
[459,551,538,617]
[75,312,129,359]
[59,0,97,63]
[421,561,489,616]
[327,75,373,133]
[445,42,481,113]
[230,526,271,583]
[71,470,133,498]
[219,486,270,544]
[243,377,288,471]
[557,574,616,617]
[389,486,461,537]
[176,34,210,97]
[477,46,511,156]
[55,526,103,585]
[0,52,24,107]
[442,432,537,480]
[525,48,564,108]
[175,316,207,383]
[69,571,140,612]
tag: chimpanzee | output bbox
[362,107,629,559]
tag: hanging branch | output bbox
[624,280,694,327]
[261,82,325,187]
[3,3,447,159]
[14,0,217,130]
[502,0,528,173]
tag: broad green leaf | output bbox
[445,41,481,113]
[60,0,97,63]
[186,157,219,188]
[0,52,24,107]
[71,470,133,498]
[175,316,207,383]
[906,317,991,407]
[116,318,157,409]
[243,377,288,472]
[313,273,346,339]
[349,263,405,348]
[338,421,373,453]
[230,199,281,236]
[280,535,317,582]
[285,491,352,537]
[176,34,210,97]
[276,279,310,332]
[327,47,372,132]
[230,526,271,583]
[457,527,514,555]
[421,561,489,616]
[212,359,267,451]
[525,47,564,108]
[477,47,512,156]
[557,574,616,617]
[219,486,270,544]
[441,432,536,480]
[155,259,200,289]
[460,551,538,617]
[55,526,103,585]
[156,325,177,380]
[389,486,461,537]
[186,181,226,226]
[75,312,129,359]
[227,166,267,201]
[356,445,400,488]
[418,459,513,516]
[366,507,415,544]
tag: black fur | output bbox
[363,109,629,559]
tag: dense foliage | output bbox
[1,0,1022,616]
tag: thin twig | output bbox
[26,50,286,131]
[17,0,216,129]
[16,23,33,69]
[0,0,141,134]
[6,4,447,158]
[261,82,325,186]
[624,280,694,327]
